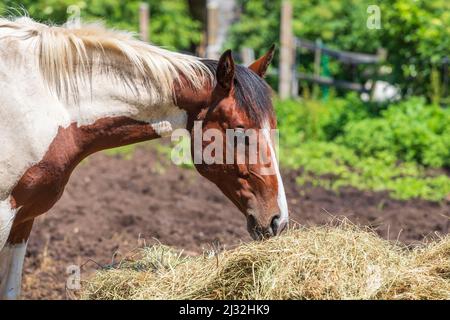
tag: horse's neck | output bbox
[56,71,190,163]
[0,44,189,199]
[0,25,219,204]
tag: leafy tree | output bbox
[227,0,450,99]
[0,0,202,52]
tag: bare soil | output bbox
[21,145,449,299]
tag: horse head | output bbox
[180,47,289,240]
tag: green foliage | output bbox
[281,141,450,201]
[227,0,450,99]
[338,98,450,167]
[277,93,371,143]
[338,119,396,159]
[147,1,202,51]
[0,0,201,51]
[276,97,450,201]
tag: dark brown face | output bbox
[190,48,289,240]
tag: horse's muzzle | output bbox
[247,213,288,240]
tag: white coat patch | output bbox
[262,125,289,223]
[0,198,15,251]
[148,110,188,137]
[0,242,27,299]
[151,121,173,137]
[0,28,191,201]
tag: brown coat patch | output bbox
[8,117,159,243]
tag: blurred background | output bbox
[0,0,448,299]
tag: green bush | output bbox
[338,98,450,167]
[338,119,396,158]
[280,140,450,202]
[276,93,370,144]
[276,97,450,201]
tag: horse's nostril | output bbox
[270,214,281,235]
[247,214,286,240]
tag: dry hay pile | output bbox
[82,223,450,300]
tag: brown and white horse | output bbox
[0,17,288,299]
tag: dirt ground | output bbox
[21,144,449,300]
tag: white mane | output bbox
[0,16,212,103]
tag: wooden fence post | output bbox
[279,1,294,100]
[314,39,322,77]
[206,1,220,59]
[139,3,149,42]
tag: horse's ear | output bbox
[216,49,235,92]
[248,44,275,78]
